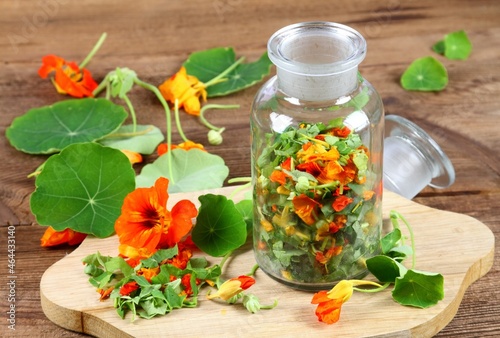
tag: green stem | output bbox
[174,99,190,143]
[391,211,417,269]
[199,104,240,131]
[133,77,174,183]
[353,282,391,293]
[79,32,107,69]
[246,264,260,277]
[228,180,251,200]
[92,73,110,97]
[260,299,279,310]
[203,57,245,88]
[122,94,137,133]
[219,251,233,272]
[102,126,154,139]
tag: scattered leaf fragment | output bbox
[400,56,448,91]
[433,30,472,60]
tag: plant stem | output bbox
[203,57,245,88]
[122,94,137,133]
[174,99,190,142]
[353,282,391,293]
[92,73,110,97]
[79,32,107,69]
[246,264,260,277]
[260,299,279,310]
[219,251,233,272]
[391,211,417,269]
[199,104,240,131]
[134,77,174,183]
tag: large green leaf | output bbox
[30,143,136,237]
[392,270,444,308]
[183,47,272,97]
[98,124,164,155]
[135,149,229,192]
[192,194,247,257]
[6,98,128,154]
[400,56,448,91]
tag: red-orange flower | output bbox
[158,66,207,116]
[119,281,140,296]
[312,280,382,324]
[38,55,98,98]
[292,194,322,225]
[332,196,353,212]
[114,177,198,255]
[40,226,87,247]
[157,141,206,156]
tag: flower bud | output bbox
[207,129,224,145]
[243,294,262,313]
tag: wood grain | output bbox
[39,188,494,338]
[1,0,499,337]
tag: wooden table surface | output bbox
[1,0,498,337]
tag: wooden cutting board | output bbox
[40,187,495,338]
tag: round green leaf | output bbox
[443,30,472,60]
[30,143,136,237]
[98,124,164,155]
[135,149,229,192]
[192,194,247,257]
[6,98,128,154]
[183,47,273,97]
[400,56,448,91]
[392,270,444,308]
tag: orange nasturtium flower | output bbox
[207,275,256,301]
[40,226,87,247]
[292,194,322,226]
[38,55,98,98]
[311,279,382,324]
[120,150,143,165]
[114,177,198,255]
[158,66,207,116]
[157,141,206,156]
[332,195,354,212]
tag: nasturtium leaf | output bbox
[433,30,472,60]
[381,228,402,254]
[400,56,448,91]
[6,98,128,154]
[235,199,253,235]
[192,194,247,257]
[135,149,229,192]
[431,40,446,55]
[30,143,136,237]
[366,255,407,283]
[99,124,164,155]
[183,47,273,97]
[392,269,444,308]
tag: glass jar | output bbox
[250,22,384,290]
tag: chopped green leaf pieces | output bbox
[400,56,448,91]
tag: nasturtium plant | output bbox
[366,255,407,283]
[192,194,247,257]
[99,124,164,155]
[135,149,229,192]
[400,56,448,91]
[392,270,444,308]
[433,30,472,60]
[6,98,128,154]
[183,47,273,97]
[30,142,136,237]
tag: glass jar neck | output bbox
[268,22,366,102]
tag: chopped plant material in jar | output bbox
[253,119,382,288]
